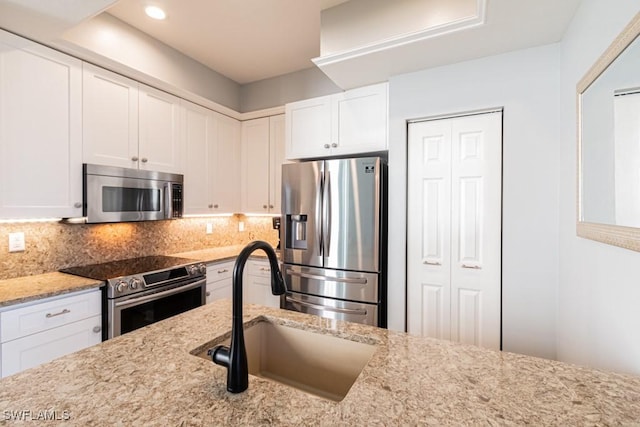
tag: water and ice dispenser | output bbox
[285,214,308,250]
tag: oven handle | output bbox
[286,295,367,316]
[114,278,206,308]
[285,268,367,285]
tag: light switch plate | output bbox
[238,221,245,232]
[206,223,213,234]
[9,232,25,252]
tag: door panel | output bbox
[324,157,380,272]
[407,112,501,351]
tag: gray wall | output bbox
[239,67,341,112]
[558,0,640,375]
[387,44,562,360]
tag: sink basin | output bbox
[192,319,378,401]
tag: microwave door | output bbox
[323,158,381,273]
[282,161,323,268]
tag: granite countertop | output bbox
[0,273,103,308]
[0,300,638,425]
[0,245,269,308]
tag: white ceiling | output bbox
[106,0,348,84]
[103,0,582,87]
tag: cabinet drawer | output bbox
[207,261,234,284]
[1,315,102,378]
[0,289,101,343]
[246,260,272,278]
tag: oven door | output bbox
[108,277,205,338]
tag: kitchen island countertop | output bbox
[0,300,639,425]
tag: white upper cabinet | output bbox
[0,30,83,219]
[83,64,183,174]
[82,63,139,170]
[285,82,388,160]
[138,84,183,174]
[183,101,240,215]
[241,115,286,214]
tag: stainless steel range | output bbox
[61,255,207,339]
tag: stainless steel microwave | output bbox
[83,164,183,223]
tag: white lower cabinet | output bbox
[244,259,281,308]
[0,289,102,378]
[206,260,234,303]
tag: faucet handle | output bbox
[210,345,230,368]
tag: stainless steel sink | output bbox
[192,319,378,401]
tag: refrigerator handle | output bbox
[316,172,323,256]
[323,170,331,257]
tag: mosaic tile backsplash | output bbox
[0,215,277,280]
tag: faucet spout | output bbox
[211,241,285,393]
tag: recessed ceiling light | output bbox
[145,5,166,20]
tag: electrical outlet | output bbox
[206,223,213,234]
[9,232,25,252]
[238,221,245,232]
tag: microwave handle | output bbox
[164,183,173,219]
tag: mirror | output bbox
[578,12,640,251]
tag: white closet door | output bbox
[407,112,502,351]
[407,119,452,340]
[449,114,502,350]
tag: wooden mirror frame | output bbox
[577,12,640,252]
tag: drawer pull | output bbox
[46,309,70,318]
[461,264,482,270]
[206,291,211,297]
[217,269,229,274]
[423,260,442,266]
[259,267,271,272]
[92,326,102,333]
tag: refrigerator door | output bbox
[283,292,378,326]
[282,161,323,268]
[323,157,381,272]
[283,264,379,304]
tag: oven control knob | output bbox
[115,280,127,293]
[188,265,199,276]
[129,278,141,290]
[198,264,207,275]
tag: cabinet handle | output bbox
[208,204,214,208]
[324,144,330,149]
[263,204,268,209]
[74,202,82,208]
[269,204,274,209]
[260,267,271,272]
[213,204,219,208]
[206,291,211,297]
[92,326,101,333]
[423,260,442,266]
[461,264,482,270]
[217,269,229,274]
[141,158,148,163]
[131,156,139,161]
[46,309,70,318]
[331,143,338,148]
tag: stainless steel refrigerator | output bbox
[281,157,387,327]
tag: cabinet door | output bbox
[285,95,332,160]
[241,118,270,213]
[83,63,139,169]
[212,113,241,213]
[269,114,286,214]
[331,82,388,156]
[139,85,183,174]
[183,101,216,215]
[0,31,83,219]
[244,260,280,308]
[1,315,102,378]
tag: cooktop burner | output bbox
[60,255,199,281]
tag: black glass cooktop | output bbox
[60,255,198,280]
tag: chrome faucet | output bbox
[210,241,285,393]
